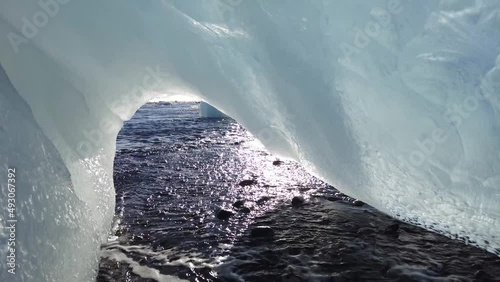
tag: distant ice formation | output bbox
[199,102,229,118]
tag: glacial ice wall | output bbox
[0,0,499,280]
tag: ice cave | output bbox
[0,0,499,281]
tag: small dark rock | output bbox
[384,223,400,237]
[282,275,301,282]
[353,200,365,207]
[472,263,482,270]
[233,200,245,209]
[288,248,301,256]
[216,209,234,220]
[319,217,331,225]
[325,196,340,202]
[250,226,275,238]
[358,227,376,236]
[475,270,492,281]
[239,179,257,186]
[239,207,251,214]
[291,196,305,207]
[381,264,391,275]
[273,160,283,166]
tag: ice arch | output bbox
[1,0,500,281]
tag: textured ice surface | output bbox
[0,0,499,281]
[199,102,229,118]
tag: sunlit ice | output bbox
[1,0,500,281]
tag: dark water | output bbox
[98,102,500,282]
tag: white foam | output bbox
[101,248,188,282]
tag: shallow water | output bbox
[98,102,500,282]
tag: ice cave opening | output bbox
[98,99,500,281]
